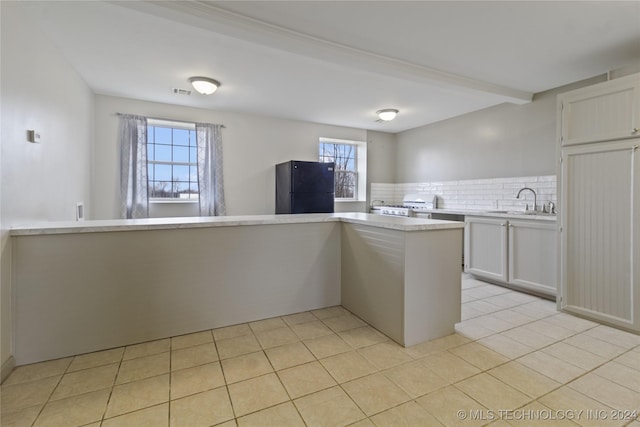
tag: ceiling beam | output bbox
[115,0,533,105]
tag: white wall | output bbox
[0,1,94,376]
[365,130,397,200]
[395,75,607,183]
[93,95,369,218]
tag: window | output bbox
[147,120,198,200]
[319,138,366,200]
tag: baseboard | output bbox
[1,355,16,384]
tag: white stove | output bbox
[374,194,437,217]
[378,205,415,217]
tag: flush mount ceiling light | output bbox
[189,77,221,95]
[376,109,399,121]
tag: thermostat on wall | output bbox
[27,130,42,143]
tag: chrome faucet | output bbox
[516,187,537,212]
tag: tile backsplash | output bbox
[370,175,556,211]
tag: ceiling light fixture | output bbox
[189,77,221,95]
[376,109,399,121]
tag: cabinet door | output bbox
[559,73,640,146]
[508,220,557,297]
[560,139,639,331]
[464,217,508,282]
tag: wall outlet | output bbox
[76,202,85,221]
[27,130,42,143]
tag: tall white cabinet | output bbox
[558,73,640,332]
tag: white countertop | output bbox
[372,207,557,222]
[10,212,464,236]
[458,210,557,221]
[337,212,463,231]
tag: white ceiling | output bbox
[25,1,640,133]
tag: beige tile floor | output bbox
[2,274,640,427]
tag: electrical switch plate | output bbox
[76,202,85,221]
[27,130,42,143]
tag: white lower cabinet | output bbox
[464,217,508,282]
[465,216,557,297]
[508,220,557,296]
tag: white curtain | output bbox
[196,123,226,216]
[119,114,149,219]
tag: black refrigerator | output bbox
[276,160,335,214]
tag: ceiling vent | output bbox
[173,88,192,95]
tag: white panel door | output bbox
[508,220,557,297]
[560,73,640,146]
[560,139,639,330]
[464,216,508,282]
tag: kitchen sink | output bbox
[485,210,555,216]
[485,210,521,214]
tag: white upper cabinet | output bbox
[559,73,640,146]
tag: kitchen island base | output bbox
[12,222,341,365]
[341,223,462,346]
[10,213,464,364]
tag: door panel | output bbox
[465,217,507,282]
[561,140,638,327]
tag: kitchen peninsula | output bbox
[10,213,463,364]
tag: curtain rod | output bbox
[116,113,226,128]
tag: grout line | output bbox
[100,348,126,423]
[166,337,174,426]
[261,323,311,425]
[211,331,240,424]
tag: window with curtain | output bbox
[119,114,149,219]
[118,114,225,218]
[146,120,199,200]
